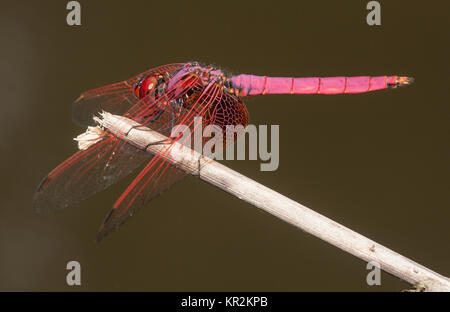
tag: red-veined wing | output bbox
[72,63,184,127]
[96,82,225,241]
[34,67,200,213]
[34,137,151,213]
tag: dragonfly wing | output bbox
[96,82,224,241]
[34,136,152,213]
[72,63,184,127]
[35,65,201,214]
[96,157,187,241]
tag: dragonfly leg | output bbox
[142,138,172,151]
[126,124,149,136]
[127,101,179,136]
[195,154,203,178]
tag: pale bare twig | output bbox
[94,112,450,292]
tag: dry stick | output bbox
[95,112,450,292]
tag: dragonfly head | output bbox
[134,75,159,99]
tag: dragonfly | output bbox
[34,62,413,241]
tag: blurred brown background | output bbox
[0,0,448,291]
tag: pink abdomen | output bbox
[230,74,413,96]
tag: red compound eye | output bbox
[134,75,158,99]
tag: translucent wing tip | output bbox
[33,175,51,213]
[95,208,123,242]
[33,174,70,213]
